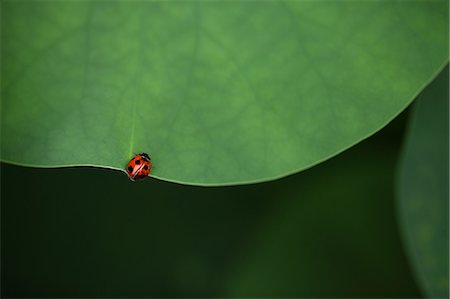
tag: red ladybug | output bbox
[126,153,152,181]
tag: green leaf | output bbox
[397,66,449,298]
[1,1,448,185]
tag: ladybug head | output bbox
[140,153,151,161]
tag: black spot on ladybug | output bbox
[128,166,133,172]
[139,174,146,179]
[135,159,141,164]
[144,165,148,170]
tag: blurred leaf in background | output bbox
[1,0,448,185]
[397,66,449,298]
[2,109,420,297]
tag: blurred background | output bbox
[2,108,423,298]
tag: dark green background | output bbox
[2,109,422,298]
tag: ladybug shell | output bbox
[126,154,152,181]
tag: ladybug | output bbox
[126,153,152,181]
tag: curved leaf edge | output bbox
[1,60,448,186]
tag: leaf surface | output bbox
[1,0,448,185]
